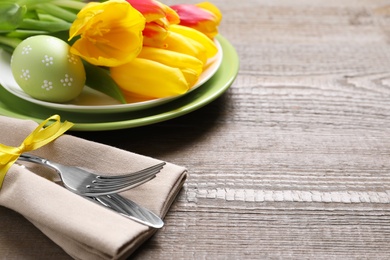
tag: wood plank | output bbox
[3,0,390,258]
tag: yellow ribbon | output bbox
[0,115,74,189]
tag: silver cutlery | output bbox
[18,153,165,196]
[87,194,164,228]
[17,154,165,228]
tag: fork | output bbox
[17,153,165,196]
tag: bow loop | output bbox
[0,115,74,189]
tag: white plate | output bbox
[0,40,223,114]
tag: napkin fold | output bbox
[0,116,187,259]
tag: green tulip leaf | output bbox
[83,62,127,104]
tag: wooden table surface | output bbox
[5,0,390,259]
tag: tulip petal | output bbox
[126,0,179,24]
[171,2,221,38]
[126,0,179,47]
[141,15,172,47]
[169,24,218,58]
[142,22,168,47]
[138,47,203,87]
[196,2,222,23]
[110,58,189,98]
[163,31,207,65]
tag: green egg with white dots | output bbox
[11,35,86,103]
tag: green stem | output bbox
[14,0,53,13]
[39,13,69,23]
[36,3,77,23]
[6,29,49,39]
[0,35,22,49]
[52,0,86,11]
[20,18,71,32]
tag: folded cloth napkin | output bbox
[0,116,187,259]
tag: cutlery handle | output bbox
[18,153,56,169]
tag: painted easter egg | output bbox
[11,35,86,103]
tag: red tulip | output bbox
[171,2,222,38]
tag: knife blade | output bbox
[87,194,164,229]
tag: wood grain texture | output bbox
[3,0,390,259]
[73,0,390,259]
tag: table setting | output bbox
[3,0,390,259]
[0,115,187,259]
[0,0,235,259]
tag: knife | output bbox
[87,194,164,229]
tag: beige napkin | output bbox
[0,116,187,259]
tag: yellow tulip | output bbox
[169,24,218,58]
[110,58,189,98]
[138,47,204,87]
[68,0,145,67]
[126,0,180,47]
[163,30,207,65]
[141,19,170,47]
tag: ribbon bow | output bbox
[0,115,74,189]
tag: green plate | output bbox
[0,35,239,131]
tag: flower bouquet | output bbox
[0,0,221,104]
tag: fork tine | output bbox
[95,162,166,180]
[92,166,163,185]
[89,172,157,190]
[88,175,156,193]
[71,164,162,195]
[91,174,158,190]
